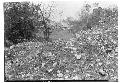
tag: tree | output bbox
[35,2,55,42]
[64,3,118,33]
[4,2,36,47]
[4,1,56,47]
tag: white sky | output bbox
[53,0,118,21]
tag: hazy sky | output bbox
[34,0,117,21]
[54,0,117,21]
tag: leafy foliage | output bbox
[4,2,37,46]
[4,3,118,81]
[4,2,56,47]
[66,4,118,33]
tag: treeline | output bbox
[4,2,54,47]
[4,2,118,48]
[65,4,118,33]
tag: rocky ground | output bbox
[4,35,118,81]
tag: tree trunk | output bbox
[42,20,51,42]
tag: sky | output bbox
[30,0,117,22]
[53,0,118,21]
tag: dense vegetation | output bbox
[4,2,54,47]
[4,2,118,81]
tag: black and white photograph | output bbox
[3,0,118,82]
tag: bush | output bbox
[5,19,35,45]
[4,2,36,46]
